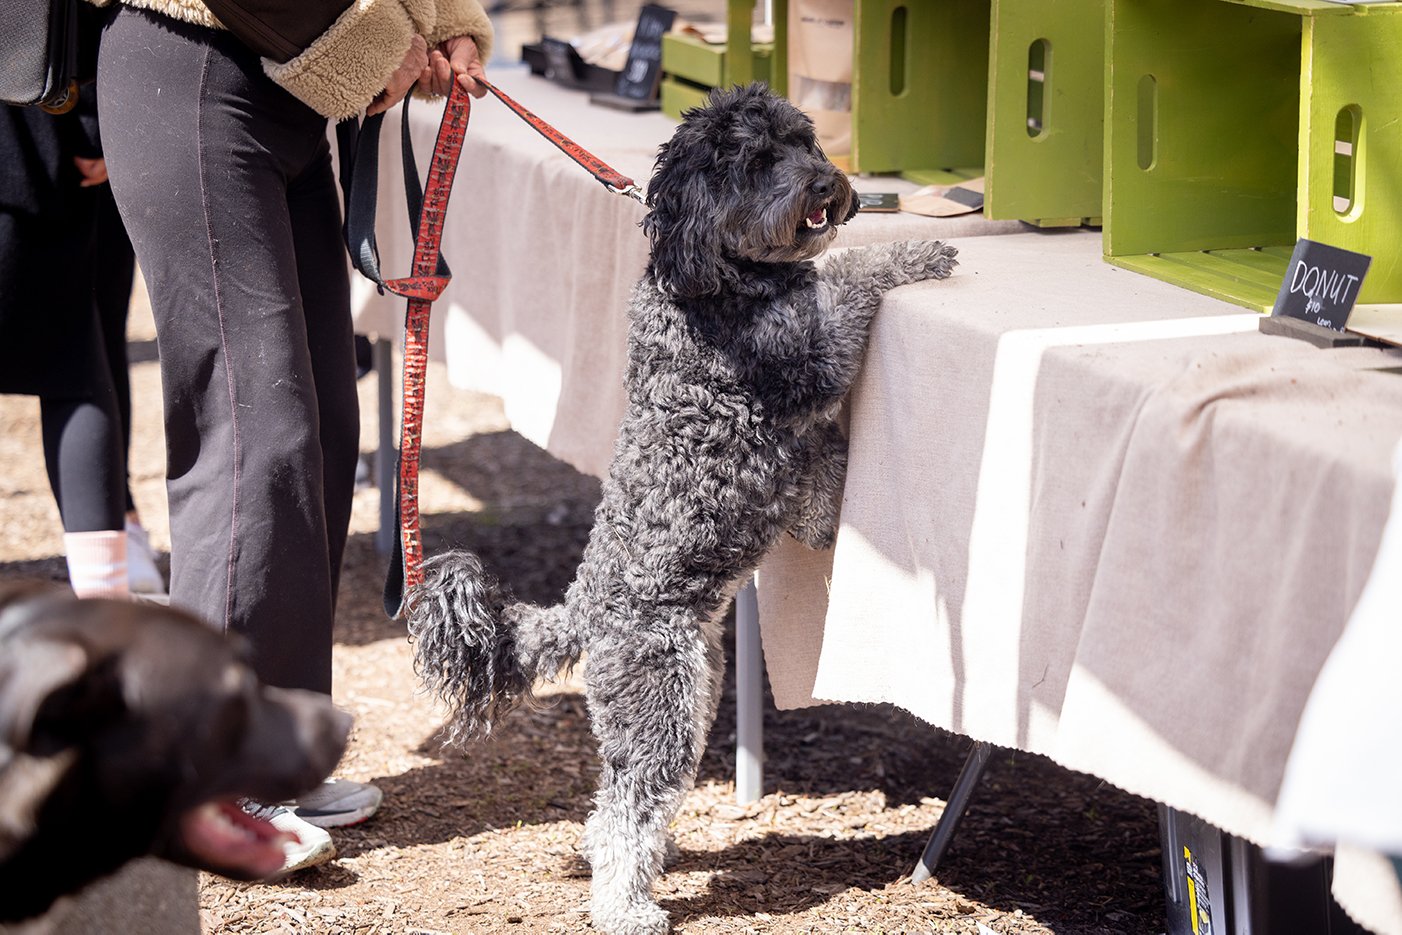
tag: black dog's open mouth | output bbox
[178,798,297,879]
[801,205,830,233]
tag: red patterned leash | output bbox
[354,77,643,616]
[390,82,471,599]
[476,76,646,203]
[344,79,473,617]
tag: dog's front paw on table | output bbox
[902,239,960,284]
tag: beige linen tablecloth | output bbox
[757,230,1402,934]
[350,67,1023,478]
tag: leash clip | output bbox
[610,183,646,204]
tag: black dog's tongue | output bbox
[176,799,296,880]
[804,206,829,229]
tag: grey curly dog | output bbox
[408,83,958,934]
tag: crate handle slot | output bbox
[1026,39,1050,139]
[1333,104,1364,221]
[1136,74,1157,172]
[890,5,908,97]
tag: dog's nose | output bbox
[810,177,834,198]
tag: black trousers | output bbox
[98,7,359,694]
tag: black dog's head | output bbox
[643,83,858,299]
[0,582,351,922]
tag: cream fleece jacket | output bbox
[87,0,494,120]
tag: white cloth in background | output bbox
[1274,437,1402,934]
[757,232,1402,935]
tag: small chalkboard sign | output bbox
[1270,238,1372,332]
[614,5,676,101]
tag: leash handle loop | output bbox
[338,95,453,295]
[336,81,473,619]
[332,75,640,618]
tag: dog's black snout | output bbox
[810,177,835,198]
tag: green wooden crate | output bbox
[1104,0,1402,311]
[660,37,775,120]
[851,0,991,184]
[983,0,1106,228]
[661,34,774,91]
[659,0,788,121]
[660,74,716,120]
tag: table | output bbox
[351,69,1402,935]
[754,230,1402,934]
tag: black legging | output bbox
[39,392,124,534]
[40,188,137,536]
[93,190,138,517]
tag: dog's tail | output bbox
[407,550,580,745]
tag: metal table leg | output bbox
[735,577,764,805]
[910,740,994,883]
[374,338,396,556]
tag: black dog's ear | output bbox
[0,640,89,753]
[0,642,123,756]
[842,191,860,223]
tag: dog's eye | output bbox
[747,153,774,175]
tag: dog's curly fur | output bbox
[409,83,957,934]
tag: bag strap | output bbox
[336,82,472,619]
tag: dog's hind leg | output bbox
[581,617,717,934]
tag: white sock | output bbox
[64,530,130,600]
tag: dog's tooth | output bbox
[208,804,266,842]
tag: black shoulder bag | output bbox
[0,0,93,113]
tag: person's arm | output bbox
[200,0,493,119]
[68,85,108,188]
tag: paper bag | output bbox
[787,0,853,166]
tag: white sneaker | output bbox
[240,800,336,873]
[287,779,383,829]
[125,519,167,597]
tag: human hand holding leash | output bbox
[425,35,488,99]
[368,35,431,116]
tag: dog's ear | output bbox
[0,641,122,756]
[841,189,860,223]
[0,640,88,753]
[643,130,727,299]
[644,174,726,298]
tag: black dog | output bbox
[0,582,350,923]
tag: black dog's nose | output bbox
[810,177,834,198]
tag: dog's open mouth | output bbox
[802,206,829,232]
[178,798,298,879]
